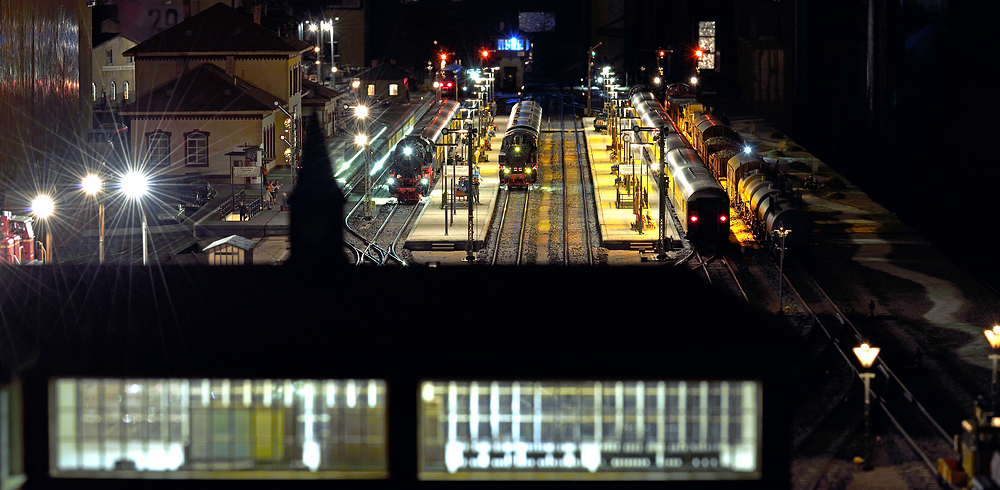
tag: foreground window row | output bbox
[50,378,761,481]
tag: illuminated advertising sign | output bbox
[497,38,528,52]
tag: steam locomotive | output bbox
[498,100,542,188]
[387,99,461,202]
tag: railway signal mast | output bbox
[585,42,602,116]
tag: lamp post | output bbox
[465,121,476,262]
[30,194,54,264]
[629,124,669,253]
[81,174,104,264]
[321,19,337,86]
[853,342,880,471]
[985,326,1000,411]
[274,101,299,190]
[774,227,792,313]
[353,104,375,220]
[120,170,150,265]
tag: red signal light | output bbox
[446,82,453,88]
[694,49,703,59]
[719,215,727,223]
[481,49,489,58]
[690,215,698,223]
[658,50,665,58]
[440,53,447,61]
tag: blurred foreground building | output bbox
[0,0,92,187]
[0,265,795,489]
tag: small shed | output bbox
[204,235,257,266]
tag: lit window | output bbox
[2,383,25,485]
[185,131,209,166]
[367,84,376,96]
[698,21,716,70]
[92,82,96,102]
[51,378,387,478]
[419,379,762,480]
[109,81,115,101]
[146,131,170,166]
[389,84,399,96]
[123,81,129,100]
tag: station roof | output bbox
[204,235,257,252]
[123,3,311,58]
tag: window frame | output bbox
[145,131,171,167]
[184,130,210,167]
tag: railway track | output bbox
[489,189,530,266]
[691,248,748,302]
[344,198,420,266]
[776,256,957,488]
[559,96,597,266]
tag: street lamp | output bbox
[81,174,105,263]
[985,326,1000,411]
[30,194,54,264]
[629,124,669,253]
[120,170,150,265]
[354,131,375,221]
[774,227,792,313]
[853,342,880,471]
[274,102,300,190]
[322,19,338,87]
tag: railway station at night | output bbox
[2,1,995,489]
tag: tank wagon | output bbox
[728,151,812,250]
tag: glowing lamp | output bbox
[31,195,54,218]
[81,174,103,195]
[853,343,880,368]
[120,171,149,199]
[986,326,1000,349]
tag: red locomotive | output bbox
[1,210,37,264]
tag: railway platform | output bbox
[578,116,689,259]
[405,115,507,260]
[404,109,693,265]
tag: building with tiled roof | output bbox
[120,3,312,179]
[91,33,138,129]
[301,78,348,137]
[353,63,413,103]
